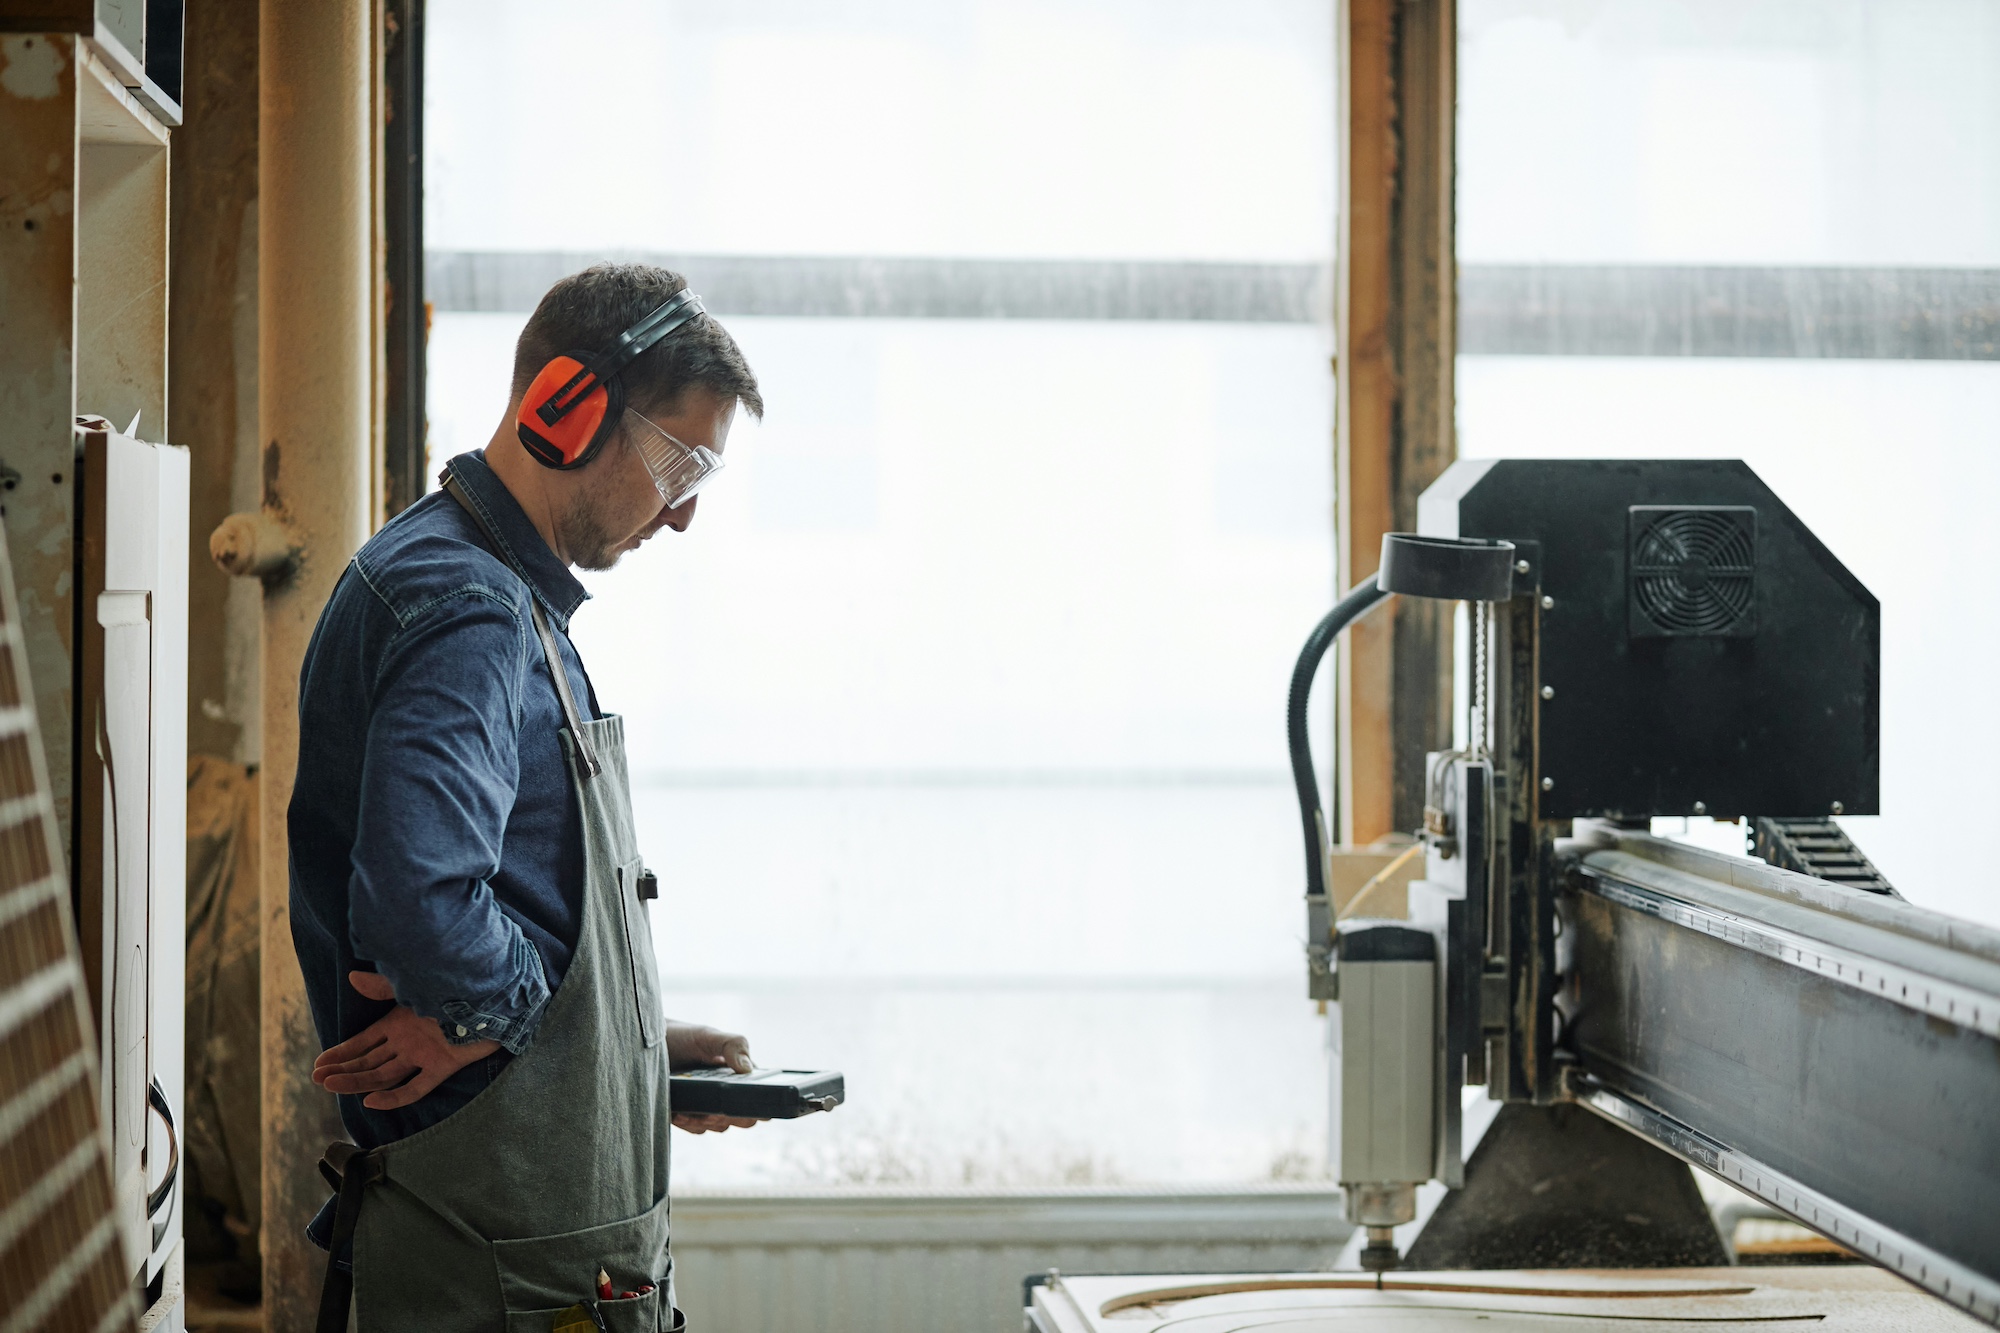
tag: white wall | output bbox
[672,1186,1351,1333]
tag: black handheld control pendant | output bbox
[670,1068,845,1119]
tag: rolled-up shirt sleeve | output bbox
[349,588,551,1053]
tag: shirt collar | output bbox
[442,451,590,630]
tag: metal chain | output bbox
[1471,601,1490,759]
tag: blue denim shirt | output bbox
[289,451,598,1151]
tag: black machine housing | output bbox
[1419,459,1878,823]
[1326,465,2000,1316]
[1413,459,1880,1105]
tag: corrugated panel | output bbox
[0,516,136,1333]
[670,1185,1351,1333]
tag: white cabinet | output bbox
[0,23,187,1328]
[79,426,188,1292]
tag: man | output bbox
[289,264,763,1330]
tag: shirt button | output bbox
[455,1025,468,1037]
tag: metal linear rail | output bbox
[1559,829,2000,1325]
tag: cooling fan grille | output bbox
[1628,506,1758,637]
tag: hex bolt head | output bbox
[1540,595,1555,610]
[1540,776,1555,791]
[1540,684,1555,700]
[1693,801,1707,815]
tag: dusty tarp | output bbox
[184,755,261,1291]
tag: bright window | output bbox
[428,0,1341,1187]
[424,0,2000,1193]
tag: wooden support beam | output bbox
[1334,0,1458,845]
[259,1,377,1326]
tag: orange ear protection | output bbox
[516,289,707,469]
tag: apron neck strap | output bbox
[442,475,602,780]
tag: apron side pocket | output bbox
[504,1286,663,1333]
[616,855,665,1048]
[491,1189,671,1316]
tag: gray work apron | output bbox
[317,478,676,1333]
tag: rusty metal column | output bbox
[1334,0,1458,846]
[257,0,377,1325]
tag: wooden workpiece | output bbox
[1032,1266,1990,1331]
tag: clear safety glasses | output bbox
[623,408,726,509]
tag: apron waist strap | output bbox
[316,1141,385,1333]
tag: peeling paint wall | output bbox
[0,32,80,851]
[171,0,268,1296]
[172,0,263,770]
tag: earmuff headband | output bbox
[534,290,707,429]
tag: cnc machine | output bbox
[1028,460,2000,1333]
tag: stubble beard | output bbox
[560,486,627,572]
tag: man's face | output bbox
[565,387,735,571]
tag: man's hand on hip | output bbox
[666,1021,764,1134]
[313,971,502,1110]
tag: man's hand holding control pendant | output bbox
[667,1021,765,1134]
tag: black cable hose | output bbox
[1287,575,1393,902]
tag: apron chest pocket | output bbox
[616,856,665,1048]
[493,1190,672,1330]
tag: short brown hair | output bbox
[512,263,763,419]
